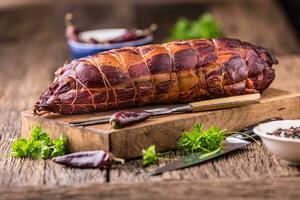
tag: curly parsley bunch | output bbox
[12,127,68,159]
[168,13,224,41]
[178,124,224,154]
[141,124,225,167]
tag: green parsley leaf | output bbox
[26,140,51,159]
[51,135,68,157]
[12,138,28,158]
[142,145,160,167]
[141,124,225,167]
[178,124,224,154]
[11,127,68,159]
[31,127,52,146]
[168,13,224,41]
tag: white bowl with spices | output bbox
[253,120,300,165]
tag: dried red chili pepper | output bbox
[65,13,82,42]
[108,31,143,43]
[64,13,156,44]
[87,37,100,44]
[109,110,153,129]
[109,24,156,43]
[52,150,124,169]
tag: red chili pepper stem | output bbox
[110,120,121,129]
[135,23,157,37]
[64,13,82,42]
[64,13,74,28]
[110,154,125,164]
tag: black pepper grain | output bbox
[267,126,300,139]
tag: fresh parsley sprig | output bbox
[11,127,68,159]
[141,145,161,167]
[168,13,224,41]
[178,124,224,155]
[141,124,225,167]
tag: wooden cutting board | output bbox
[21,88,300,159]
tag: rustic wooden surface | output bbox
[1,0,300,199]
[1,177,300,200]
[21,89,299,159]
[211,0,300,55]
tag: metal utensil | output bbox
[69,93,261,127]
[149,117,283,176]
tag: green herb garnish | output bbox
[198,146,222,160]
[178,124,224,155]
[12,127,68,159]
[141,124,226,167]
[168,13,224,41]
[142,145,161,167]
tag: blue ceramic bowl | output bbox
[67,28,153,59]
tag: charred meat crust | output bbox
[34,38,278,114]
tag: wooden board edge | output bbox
[109,94,300,158]
[21,112,110,152]
[261,89,300,102]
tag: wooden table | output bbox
[1,0,300,199]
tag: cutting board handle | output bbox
[189,93,261,112]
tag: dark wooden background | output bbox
[1,0,300,199]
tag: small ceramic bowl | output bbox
[67,28,153,59]
[253,120,300,165]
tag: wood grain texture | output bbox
[1,177,300,200]
[109,143,300,183]
[21,89,300,159]
[22,112,111,153]
[272,55,300,93]
[188,93,261,111]
[0,3,108,187]
[110,89,300,158]
[1,0,300,198]
[211,0,300,55]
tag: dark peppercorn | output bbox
[267,126,300,139]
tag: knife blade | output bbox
[69,93,260,127]
[150,138,250,176]
[149,117,283,176]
